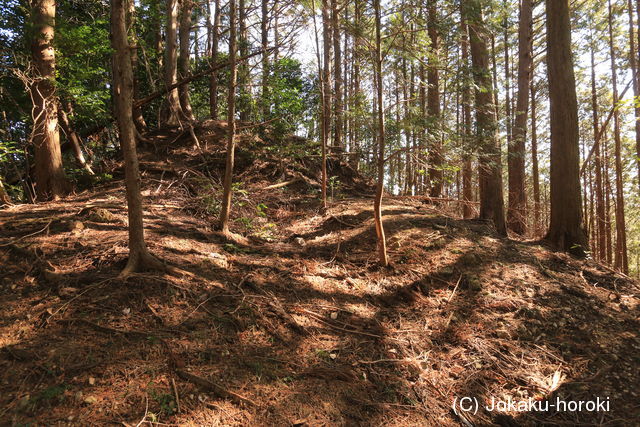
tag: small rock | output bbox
[330,312,338,320]
[66,220,85,233]
[88,377,95,386]
[294,237,306,247]
[122,307,131,315]
[84,395,98,405]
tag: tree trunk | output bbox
[462,0,507,236]
[373,0,388,266]
[530,76,541,236]
[30,0,69,201]
[0,178,11,205]
[332,0,343,153]
[218,0,238,234]
[321,0,332,209]
[629,0,640,193]
[608,0,629,272]
[163,0,185,126]
[544,0,588,254]
[127,0,147,132]
[58,104,94,175]
[238,0,249,122]
[210,0,221,119]
[111,0,163,276]
[427,0,443,198]
[460,19,474,219]
[590,37,606,262]
[507,0,532,235]
[179,0,195,122]
[261,0,270,120]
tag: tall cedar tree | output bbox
[507,0,532,234]
[544,0,588,254]
[111,0,164,276]
[427,0,443,198]
[462,0,507,236]
[30,0,69,201]
[373,0,388,266]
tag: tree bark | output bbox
[261,0,270,120]
[30,0,69,201]
[0,178,11,205]
[210,0,221,119]
[608,0,628,272]
[462,0,507,236]
[427,0,443,198]
[544,0,588,254]
[332,0,343,153]
[179,0,195,122]
[238,0,249,121]
[507,0,532,235]
[163,0,185,126]
[321,0,332,210]
[127,0,147,132]
[373,0,388,266]
[590,36,606,262]
[218,0,238,234]
[531,69,541,236]
[460,19,474,219]
[57,104,94,175]
[111,0,163,276]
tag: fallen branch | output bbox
[175,369,256,407]
[262,178,301,190]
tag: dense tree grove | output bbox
[2,0,640,275]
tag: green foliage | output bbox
[262,58,315,139]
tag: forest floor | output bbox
[1,122,639,426]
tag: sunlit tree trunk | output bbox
[30,0,69,201]
[460,19,474,219]
[58,104,94,175]
[111,0,163,276]
[321,0,331,209]
[608,0,628,272]
[507,0,531,235]
[261,0,270,119]
[163,0,185,126]
[544,0,588,254]
[373,0,388,266]
[218,0,238,234]
[179,0,195,121]
[530,75,541,236]
[590,37,606,262]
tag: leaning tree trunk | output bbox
[111,0,164,276]
[462,0,507,236]
[507,0,532,235]
[373,0,388,266]
[163,0,185,126]
[178,0,195,122]
[544,0,588,254]
[58,104,94,175]
[218,0,238,234]
[30,0,68,201]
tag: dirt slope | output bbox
[1,123,639,426]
